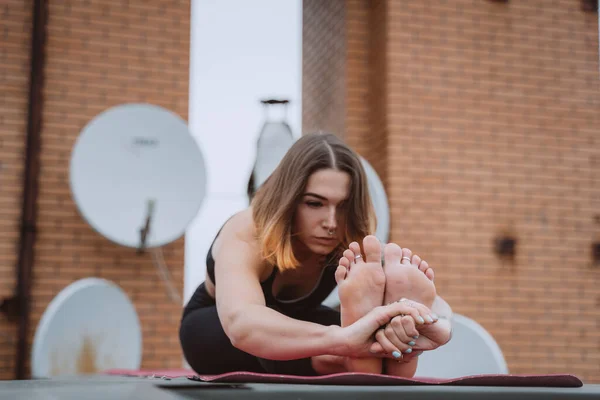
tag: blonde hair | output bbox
[251,133,376,271]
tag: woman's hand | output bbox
[368,298,436,357]
[336,301,429,360]
[369,298,452,356]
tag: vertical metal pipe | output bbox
[15,0,47,379]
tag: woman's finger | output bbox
[384,320,412,351]
[387,316,413,344]
[373,301,434,333]
[398,315,420,343]
[385,316,418,356]
[373,329,405,361]
[411,335,439,352]
[397,298,437,325]
[395,300,427,326]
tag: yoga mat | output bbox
[104,369,194,379]
[104,369,583,388]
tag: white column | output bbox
[185,0,303,303]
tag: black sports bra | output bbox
[205,225,338,311]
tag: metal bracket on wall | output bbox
[580,0,598,12]
[0,296,20,322]
[592,242,600,267]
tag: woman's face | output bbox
[292,168,350,257]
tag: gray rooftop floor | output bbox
[0,375,599,400]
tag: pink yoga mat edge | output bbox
[195,371,583,387]
[103,369,583,388]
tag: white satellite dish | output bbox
[360,156,390,244]
[69,103,206,250]
[415,313,509,378]
[31,278,142,378]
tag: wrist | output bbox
[325,325,350,357]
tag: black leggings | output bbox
[179,288,341,376]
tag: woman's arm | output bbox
[213,213,414,361]
[213,214,344,360]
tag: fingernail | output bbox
[432,313,439,321]
[426,315,434,323]
[404,348,412,354]
[392,351,401,359]
[408,341,416,346]
[417,316,425,324]
[413,335,419,340]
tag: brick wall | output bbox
[363,0,388,182]
[385,0,600,382]
[344,0,390,188]
[343,0,367,154]
[0,1,190,379]
[305,0,600,383]
[302,0,346,137]
[0,0,33,381]
[303,0,389,186]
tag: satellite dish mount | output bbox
[138,198,155,253]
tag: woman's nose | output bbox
[325,207,337,228]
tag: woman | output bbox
[179,133,452,376]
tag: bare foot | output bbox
[383,245,436,308]
[382,244,437,377]
[335,235,386,374]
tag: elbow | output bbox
[222,308,277,359]
[222,308,250,350]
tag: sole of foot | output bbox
[335,235,386,374]
[382,243,437,377]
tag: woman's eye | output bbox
[306,201,322,208]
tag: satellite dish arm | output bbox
[137,199,155,253]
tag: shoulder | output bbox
[220,208,255,242]
[213,208,260,256]
[212,207,272,279]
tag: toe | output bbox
[362,235,382,264]
[348,242,362,263]
[343,249,355,262]
[342,249,355,271]
[420,260,435,281]
[339,256,350,268]
[335,265,348,284]
[383,243,403,267]
[412,254,422,268]
[401,248,413,265]
[425,267,435,282]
